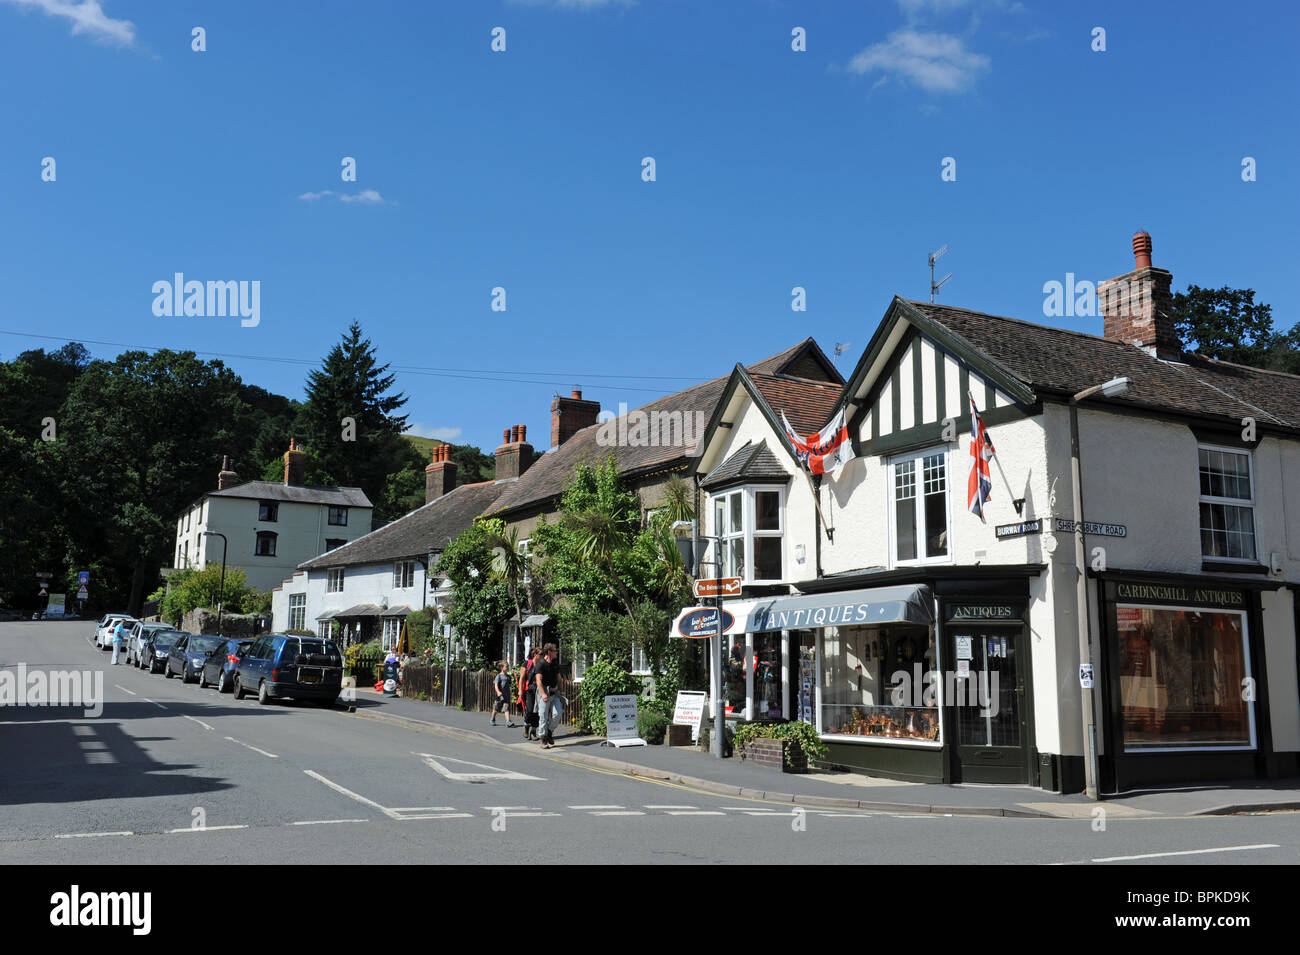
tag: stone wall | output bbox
[180,609,267,637]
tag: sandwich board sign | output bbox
[672,690,708,742]
[601,694,646,748]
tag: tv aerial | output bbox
[833,342,852,365]
[929,245,952,303]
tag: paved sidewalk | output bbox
[344,689,1300,819]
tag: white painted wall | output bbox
[177,494,372,592]
[271,560,430,635]
[1262,587,1300,753]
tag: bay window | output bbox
[710,486,784,582]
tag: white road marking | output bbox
[1090,844,1280,863]
[113,685,137,696]
[590,811,645,816]
[569,805,624,810]
[290,819,369,826]
[663,810,726,816]
[142,698,167,709]
[482,807,563,817]
[183,715,214,731]
[167,825,249,834]
[418,752,543,782]
[303,770,471,821]
[643,804,696,809]
[225,737,278,758]
[55,831,133,839]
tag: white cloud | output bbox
[1,0,135,47]
[298,188,391,205]
[848,30,989,93]
[405,425,463,442]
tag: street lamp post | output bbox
[202,532,228,637]
[1069,376,1131,800]
[674,519,728,759]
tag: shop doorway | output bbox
[949,627,1030,783]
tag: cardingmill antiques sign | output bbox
[1114,582,1246,608]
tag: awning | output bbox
[743,584,933,632]
[315,608,338,621]
[334,603,385,617]
[521,614,550,628]
[382,605,414,617]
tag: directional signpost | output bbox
[694,577,741,599]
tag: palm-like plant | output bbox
[485,527,529,657]
[566,507,642,626]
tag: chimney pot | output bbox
[1133,231,1153,269]
[571,389,582,399]
[519,424,526,442]
[503,428,511,445]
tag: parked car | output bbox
[199,637,254,692]
[95,615,138,649]
[142,629,187,673]
[233,634,343,705]
[127,622,175,666]
[0,608,22,622]
[166,634,226,683]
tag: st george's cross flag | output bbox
[967,391,995,521]
[782,407,854,477]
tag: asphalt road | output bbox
[3,620,1298,866]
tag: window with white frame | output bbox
[318,621,331,640]
[519,539,532,585]
[382,616,401,651]
[710,486,784,582]
[1198,446,1256,561]
[631,641,649,674]
[393,559,415,589]
[327,568,345,593]
[288,594,306,631]
[573,649,595,681]
[892,448,950,564]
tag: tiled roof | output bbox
[911,301,1300,431]
[299,481,507,570]
[750,373,843,436]
[701,441,791,489]
[209,481,372,508]
[489,339,842,518]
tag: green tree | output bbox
[150,565,261,626]
[295,322,410,517]
[44,350,255,615]
[1173,285,1299,373]
[437,519,513,666]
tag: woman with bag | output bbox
[518,648,541,741]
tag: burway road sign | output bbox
[694,577,742,599]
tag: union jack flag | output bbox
[967,391,995,521]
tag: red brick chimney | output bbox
[283,438,307,486]
[217,455,239,490]
[1098,231,1179,360]
[494,424,534,481]
[551,388,601,448]
[425,444,458,503]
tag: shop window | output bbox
[254,531,277,557]
[753,632,783,720]
[327,568,345,593]
[1198,446,1256,561]
[721,634,747,717]
[288,594,306,631]
[892,450,949,565]
[820,625,940,742]
[1116,605,1254,750]
[710,487,784,582]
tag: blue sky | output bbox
[2,0,1296,455]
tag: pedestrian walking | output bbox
[490,660,515,726]
[534,643,563,749]
[519,648,541,741]
[111,620,125,665]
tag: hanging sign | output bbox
[995,519,1042,539]
[1054,518,1127,538]
[675,607,736,639]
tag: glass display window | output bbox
[819,625,941,743]
[1116,604,1254,750]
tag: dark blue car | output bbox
[143,630,187,673]
[233,634,343,706]
[199,637,253,692]
[166,634,226,683]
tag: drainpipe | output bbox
[813,475,824,579]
